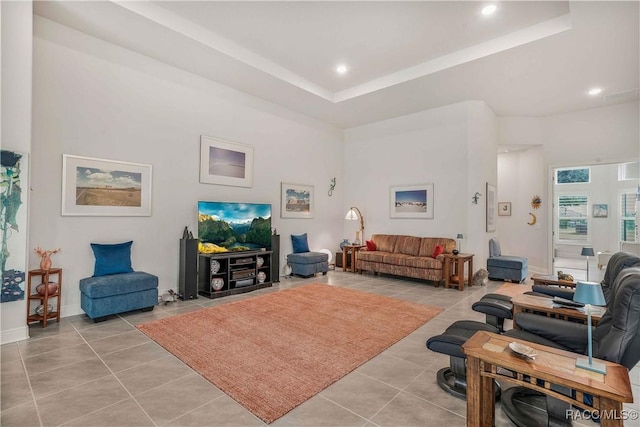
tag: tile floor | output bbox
[1,270,638,427]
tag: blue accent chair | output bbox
[486,239,528,283]
[287,252,329,278]
[80,271,158,321]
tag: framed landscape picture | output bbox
[281,182,314,218]
[200,135,253,187]
[61,155,152,216]
[390,184,434,219]
[593,204,608,218]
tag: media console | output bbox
[198,250,273,299]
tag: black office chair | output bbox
[501,266,640,427]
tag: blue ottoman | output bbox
[487,256,528,283]
[80,271,158,321]
[287,252,329,278]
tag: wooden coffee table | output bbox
[511,293,605,329]
[463,331,633,427]
[531,273,576,288]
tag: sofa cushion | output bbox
[366,240,377,251]
[358,251,387,263]
[418,238,455,258]
[80,271,158,298]
[90,241,134,277]
[487,255,527,270]
[402,256,443,269]
[291,234,310,253]
[432,245,444,258]
[395,235,422,256]
[372,234,397,253]
[489,238,502,257]
[287,252,328,264]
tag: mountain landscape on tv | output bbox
[198,202,272,253]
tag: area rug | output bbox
[137,283,442,423]
[494,281,532,297]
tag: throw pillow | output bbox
[489,238,501,257]
[291,234,310,253]
[432,244,444,258]
[366,240,377,251]
[90,241,134,277]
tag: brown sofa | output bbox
[357,234,456,285]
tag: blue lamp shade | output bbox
[573,280,606,374]
[573,281,606,306]
[581,247,595,257]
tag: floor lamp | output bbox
[345,207,364,245]
[581,247,595,281]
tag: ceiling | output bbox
[33,1,639,129]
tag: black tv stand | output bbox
[198,250,273,299]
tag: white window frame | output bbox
[556,192,590,243]
[620,189,637,242]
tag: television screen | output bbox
[198,201,272,253]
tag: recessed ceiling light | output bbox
[335,64,348,75]
[481,4,498,16]
[588,87,603,96]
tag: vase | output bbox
[40,255,52,271]
[339,239,350,249]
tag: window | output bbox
[556,167,590,184]
[557,194,588,241]
[620,189,637,242]
[618,162,639,181]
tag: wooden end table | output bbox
[442,253,474,291]
[462,331,633,427]
[342,245,366,273]
[511,293,605,329]
[532,273,576,288]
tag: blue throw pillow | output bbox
[90,241,134,277]
[291,234,310,253]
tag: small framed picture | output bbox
[498,202,512,216]
[593,204,608,218]
[281,182,314,218]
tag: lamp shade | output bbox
[573,281,606,306]
[345,208,358,220]
[456,233,464,239]
[581,247,595,257]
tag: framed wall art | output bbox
[498,202,511,216]
[61,154,152,216]
[593,204,608,218]
[389,184,434,219]
[200,135,253,187]
[486,183,496,232]
[281,182,314,218]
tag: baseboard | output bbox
[0,325,29,344]
[61,303,83,318]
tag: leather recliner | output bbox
[501,266,640,427]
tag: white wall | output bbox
[28,17,344,324]
[1,1,33,344]
[497,101,639,273]
[344,101,498,269]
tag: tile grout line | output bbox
[16,343,45,427]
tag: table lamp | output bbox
[581,247,595,281]
[456,233,463,254]
[573,281,606,374]
[345,207,364,245]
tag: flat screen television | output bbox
[198,201,272,253]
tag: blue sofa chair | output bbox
[486,239,528,283]
[80,271,158,322]
[286,233,329,278]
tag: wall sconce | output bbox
[345,207,365,245]
[472,192,482,204]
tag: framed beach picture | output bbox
[62,155,152,216]
[390,184,434,219]
[498,202,512,216]
[486,183,497,232]
[593,204,608,218]
[281,182,314,218]
[200,135,253,187]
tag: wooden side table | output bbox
[342,245,366,273]
[462,331,633,427]
[26,268,62,328]
[442,253,474,291]
[511,293,605,329]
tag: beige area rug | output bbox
[494,281,532,297]
[137,283,443,423]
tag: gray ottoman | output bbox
[287,252,329,278]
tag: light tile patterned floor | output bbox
[1,270,638,427]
